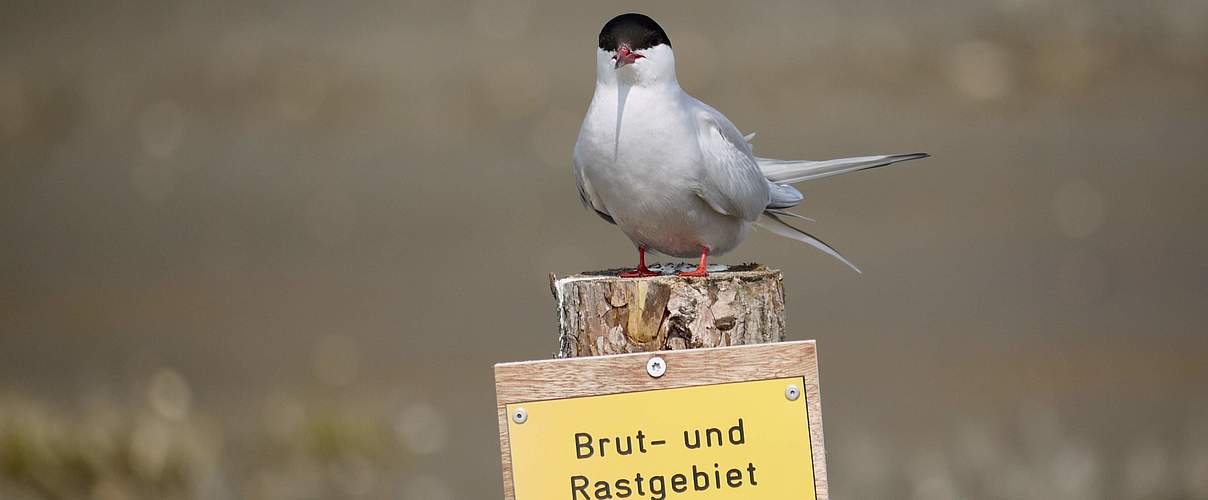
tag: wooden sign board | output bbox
[495,341,827,500]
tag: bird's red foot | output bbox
[620,267,661,278]
[621,247,661,278]
[676,246,710,277]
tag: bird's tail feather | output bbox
[756,212,861,273]
[759,153,929,184]
[765,209,815,223]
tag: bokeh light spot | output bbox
[949,39,1013,101]
[395,402,447,455]
[138,100,185,160]
[148,369,192,421]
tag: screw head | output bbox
[512,407,528,424]
[646,356,667,378]
[785,384,801,401]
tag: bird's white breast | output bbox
[575,84,750,257]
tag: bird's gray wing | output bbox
[572,155,615,224]
[690,101,770,222]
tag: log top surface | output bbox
[553,262,773,286]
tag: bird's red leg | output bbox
[620,247,660,277]
[677,247,710,277]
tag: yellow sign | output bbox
[506,377,816,500]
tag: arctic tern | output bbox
[574,13,928,277]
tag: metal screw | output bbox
[646,356,667,378]
[785,384,801,401]
[512,407,528,424]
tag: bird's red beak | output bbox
[614,45,644,69]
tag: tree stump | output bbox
[551,264,786,358]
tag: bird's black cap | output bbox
[598,13,671,51]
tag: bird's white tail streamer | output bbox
[755,212,862,273]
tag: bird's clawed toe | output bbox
[620,267,661,278]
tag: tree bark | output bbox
[551,264,786,358]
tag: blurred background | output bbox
[2,1,1206,499]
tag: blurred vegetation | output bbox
[0,398,211,500]
[0,392,421,500]
[3,390,1207,499]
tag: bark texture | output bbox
[551,264,786,358]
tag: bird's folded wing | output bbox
[573,156,616,225]
[691,103,770,222]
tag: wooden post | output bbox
[551,264,786,357]
[499,264,829,499]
